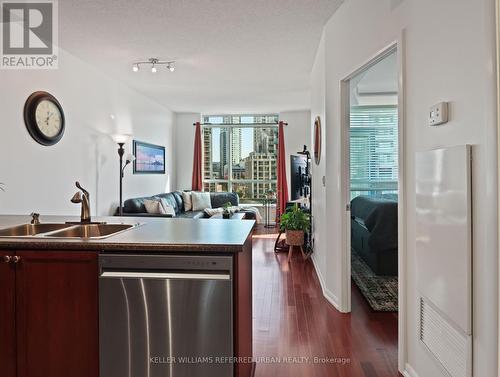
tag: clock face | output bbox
[35,99,62,138]
[24,91,65,146]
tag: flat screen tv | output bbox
[290,155,308,201]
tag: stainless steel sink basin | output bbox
[0,223,72,237]
[45,223,135,239]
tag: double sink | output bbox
[0,223,137,239]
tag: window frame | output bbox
[201,116,279,203]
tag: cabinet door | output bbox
[16,251,98,377]
[0,251,16,377]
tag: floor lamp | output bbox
[112,134,134,216]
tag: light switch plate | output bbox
[429,102,449,126]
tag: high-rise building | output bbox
[220,128,242,178]
[219,129,229,178]
[254,128,277,155]
[200,116,279,201]
[242,128,278,198]
[203,128,213,181]
[244,152,277,198]
[231,127,242,165]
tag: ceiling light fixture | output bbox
[132,58,176,73]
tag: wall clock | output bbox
[23,91,65,146]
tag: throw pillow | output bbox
[159,198,176,217]
[182,191,193,211]
[192,191,211,211]
[144,199,166,214]
[204,207,223,217]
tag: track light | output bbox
[132,58,176,74]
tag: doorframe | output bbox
[338,34,407,373]
[496,1,500,375]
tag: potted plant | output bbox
[222,202,233,219]
[280,204,310,246]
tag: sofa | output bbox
[121,191,257,220]
[350,195,398,276]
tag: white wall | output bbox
[175,113,201,190]
[0,49,175,217]
[309,33,332,304]
[310,0,498,376]
[279,110,311,199]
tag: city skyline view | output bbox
[202,123,278,202]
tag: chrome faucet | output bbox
[71,182,91,223]
[30,212,40,225]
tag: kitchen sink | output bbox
[0,223,72,237]
[45,223,135,239]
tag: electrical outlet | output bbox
[429,102,449,126]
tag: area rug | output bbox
[351,250,398,312]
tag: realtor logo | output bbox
[1,0,58,69]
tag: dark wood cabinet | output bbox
[234,237,254,377]
[1,245,252,377]
[0,251,16,377]
[0,251,98,377]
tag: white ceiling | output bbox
[58,0,343,114]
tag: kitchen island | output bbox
[0,215,255,377]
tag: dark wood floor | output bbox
[252,225,401,377]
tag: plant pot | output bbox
[222,212,231,219]
[285,230,304,246]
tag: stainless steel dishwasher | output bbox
[99,254,233,377]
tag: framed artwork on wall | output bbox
[133,140,166,174]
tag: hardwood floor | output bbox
[252,226,401,377]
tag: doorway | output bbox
[340,42,406,372]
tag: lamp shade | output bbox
[125,153,136,163]
[111,134,132,144]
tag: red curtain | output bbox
[191,121,203,191]
[276,120,289,220]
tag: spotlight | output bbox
[132,58,176,74]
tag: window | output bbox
[202,115,279,204]
[350,106,398,199]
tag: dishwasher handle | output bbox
[100,270,231,281]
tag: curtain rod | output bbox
[193,122,288,126]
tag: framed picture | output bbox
[133,140,166,174]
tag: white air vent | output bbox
[419,298,471,377]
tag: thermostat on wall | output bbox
[429,102,449,126]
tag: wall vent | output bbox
[419,298,471,377]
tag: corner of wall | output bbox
[311,253,343,312]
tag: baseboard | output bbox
[402,363,419,377]
[311,254,342,311]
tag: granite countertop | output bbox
[0,215,255,252]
